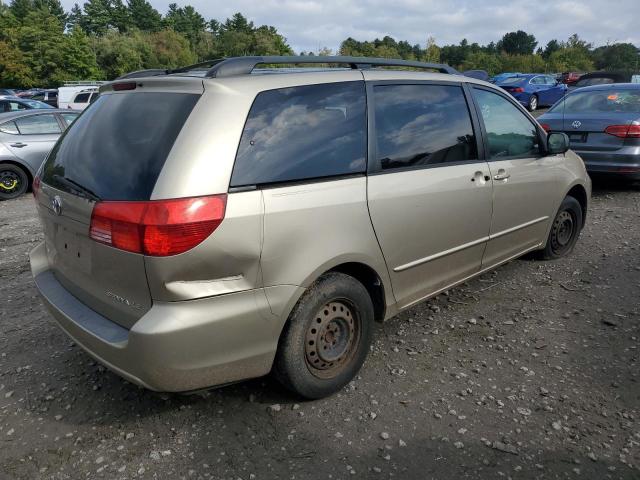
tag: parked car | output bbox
[560,72,583,85]
[538,83,640,180]
[28,89,59,107]
[0,96,55,112]
[58,82,105,109]
[497,74,568,111]
[569,71,637,91]
[463,69,490,81]
[0,88,17,96]
[490,72,521,84]
[0,109,79,199]
[29,56,590,399]
[67,88,99,110]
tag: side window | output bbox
[9,101,28,111]
[74,93,91,104]
[473,88,540,160]
[373,84,478,171]
[530,76,544,85]
[14,114,62,135]
[60,113,79,127]
[49,91,58,99]
[231,81,366,187]
[0,121,19,134]
[32,94,44,101]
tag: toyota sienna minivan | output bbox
[30,56,591,399]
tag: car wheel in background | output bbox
[538,196,583,260]
[527,94,538,111]
[274,272,374,399]
[0,164,29,200]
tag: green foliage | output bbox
[497,30,538,55]
[0,2,637,89]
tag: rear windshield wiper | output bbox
[53,175,101,202]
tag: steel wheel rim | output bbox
[0,170,21,194]
[305,300,360,379]
[551,210,575,253]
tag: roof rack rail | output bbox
[204,56,460,78]
[115,60,227,80]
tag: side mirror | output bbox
[547,132,570,154]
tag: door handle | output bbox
[493,170,511,181]
[10,142,27,148]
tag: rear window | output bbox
[575,77,615,87]
[500,77,525,85]
[74,93,91,103]
[42,92,199,200]
[230,82,366,187]
[549,89,640,114]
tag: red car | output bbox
[561,72,582,85]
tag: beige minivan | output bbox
[30,56,590,399]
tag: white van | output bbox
[67,88,99,110]
[58,81,105,109]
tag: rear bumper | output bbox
[30,242,302,392]
[575,149,640,180]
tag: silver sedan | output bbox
[0,109,79,200]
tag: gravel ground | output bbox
[0,180,639,480]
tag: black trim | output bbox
[365,80,487,175]
[227,172,366,193]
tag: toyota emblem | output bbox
[51,195,63,216]
[572,120,582,129]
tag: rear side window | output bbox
[230,82,366,187]
[74,93,91,103]
[42,92,199,200]
[373,84,478,171]
[14,114,61,134]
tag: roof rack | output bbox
[204,56,460,78]
[115,56,460,80]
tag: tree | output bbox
[146,29,196,68]
[127,0,161,32]
[56,26,100,82]
[81,0,112,36]
[67,3,84,30]
[0,40,34,87]
[9,0,34,21]
[497,30,537,55]
[110,0,131,33]
[592,43,639,71]
[542,39,560,59]
[423,36,440,63]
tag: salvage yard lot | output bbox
[0,182,639,480]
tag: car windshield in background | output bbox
[499,77,524,85]
[575,77,615,88]
[41,92,200,200]
[550,90,640,114]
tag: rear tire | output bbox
[0,164,29,200]
[527,94,538,112]
[273,272,374,399]
[538,196,583,260]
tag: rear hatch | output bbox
[36,81,202,328]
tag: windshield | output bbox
[549,89,640,114]
[23,99,54,109]
[575,77,616,88]
[41,92,200,200]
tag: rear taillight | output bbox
[512,87,524,93]
[32,174,41,198]
[540,123,551,132]
[89,195,227,256]
[605,124,640,138]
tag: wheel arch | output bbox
[566,183,588,229]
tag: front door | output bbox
[5,113,62,172]
[366,81,493,309]
[471,86,564,268]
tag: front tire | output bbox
[0,164,29,200]
[539,196,583,260]
[274,272,374,399]
[527,94,538,112]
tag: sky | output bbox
[59,0,640,53]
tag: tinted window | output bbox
[501,77,524,85]
[230,82,366,187]
[549,89,640,114]
[530,76,545,85]
[14,114,61,134]
[74,93,91,103]
[473,88,540,159]
[576,77,615,87]
[373,84,477,170]
[42,92,199,200]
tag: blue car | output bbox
[496,74,568,111]
[538,83,640,180]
